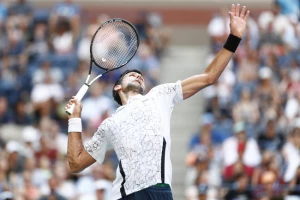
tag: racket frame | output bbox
[66,18,140,115]
[86,18,140,86]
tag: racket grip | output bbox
[66,84,89,115]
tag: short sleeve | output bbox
[172,80,183,104]
[84,119,110,164]
[151,80,183,106]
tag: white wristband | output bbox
[68,118,82,133]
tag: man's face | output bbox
[121,72,145,94]
[236,131,246,142]
[294,133,300,147]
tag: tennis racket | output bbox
[66,18,139,115]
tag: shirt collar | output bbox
[115,94,143,113]
[127,94,142,103]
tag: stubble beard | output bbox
[123,82,144,95]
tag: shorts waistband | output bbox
[156,183,170,187]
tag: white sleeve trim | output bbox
[174,80,183,104]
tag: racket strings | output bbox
[92,21,138,70]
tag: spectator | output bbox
[0,1,6,27]
[202,95,233,143]
[235,49,259,94]
[275,0,299,20]
[255,67,281,119]
[25,156,51,189]
[78,178,112,200]
[224,173,253,200]
[146,12,170,58]
[32,60,63,85]
[21,125,40,157]
[135,41,160,90]
[21,171,40,199]
[63,71,80,101]
[34,136,58,164]
[7,0,32,17]
[94,179,112,200]
[30,74,64,117]
[254,170,284,199]
[0,96,12,123]
[75,61,93,88]
[76,164,113,200]
[189,115,214,150]
[12,99,32,125]
[50,0,80,20]
[222,121,261,180]
[258,119,284,152]
[5,24,25,56]
[7,0,32,34]
[272,1,298,49]
[195,172,210,199]
[0,191,13,200]
[52,161,76,199]
[40,176,67,200]
[49,18,75,55]
[286,167,300,199]
[77,23,98,62]
[197,184,208,200]
[207,8,230,53]
[49,0,80,42]
[0,158,9,193]
[134,11,170,59]
[285,92,300,122]
[282,127,300,183]
[252,151,279,186]
[233,87,260,126]
[28,21,49,59]
[5,140,26,173]
[81,81,113,129]
[0,55,19,104]
[48,120,68,156]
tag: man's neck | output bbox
[121,91,140,105]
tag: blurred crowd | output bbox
[185,0,300,200]
[0,0,169,199]
[4,0,300,200]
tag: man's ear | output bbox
[114,84,122,92]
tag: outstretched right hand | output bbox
[65,96,82,119]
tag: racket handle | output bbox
[66,84,89,115]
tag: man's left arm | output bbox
[182,4,250,100]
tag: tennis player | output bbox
[65,4,250,200]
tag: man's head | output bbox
[235,173,249,191]
[266,119,276,138]
[233,121,246,141]
[291,127,300,147]
[113,69,145,105]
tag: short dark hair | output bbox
[112,69,142,105]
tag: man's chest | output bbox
[108,97,164,147]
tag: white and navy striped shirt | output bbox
[84,81,183,200]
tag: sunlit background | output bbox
[1,0,300,199]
